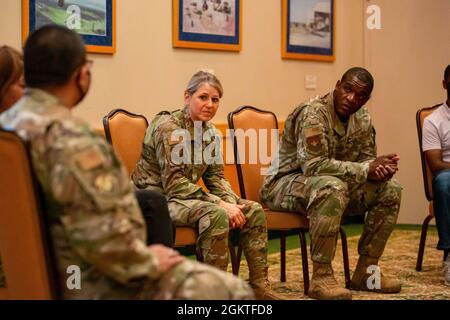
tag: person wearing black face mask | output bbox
[0,26,175,249]
[75,58,92,105]
[0,25,254,300]
[422,64,450,287]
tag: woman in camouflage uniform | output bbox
[133,71,280,299]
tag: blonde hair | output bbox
[185,70,223,98]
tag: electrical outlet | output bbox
[305,75,317,90]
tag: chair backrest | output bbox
[416,104,441,202]
[227,106,279,202]
[103,109,149,176]
[0,129,58,299]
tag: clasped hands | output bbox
[368,153,400,182]
[219,200,247,230]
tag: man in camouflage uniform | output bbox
[132,71,280,300]
[0,25,253,300]
[260,67,402,300]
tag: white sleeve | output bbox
[422,118,441,151]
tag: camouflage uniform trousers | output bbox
[62,258,254,300]
[139,259,254,300]
[264,174,402,264]
[168,199,268,284]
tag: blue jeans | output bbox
[433,169,450,250]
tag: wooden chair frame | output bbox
[102,108,149,175]
[0,129,60,299]
[415,104,441,271]
[103,108,149,144]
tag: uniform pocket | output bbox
[198,215,211,234]
[280,175,309,212]
[68,145,132,212]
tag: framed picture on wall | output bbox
[282,0,335,62]
[22,0,116,54]
[172,0,242,52]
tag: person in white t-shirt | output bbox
[422,64,450,287]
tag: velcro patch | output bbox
[94,174,116,193]
[306,135,322,147]
[75,148,104,171]
[168,135,183,146]
[304,126,322,138]
[306,134,323,154]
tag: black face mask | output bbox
[75,70,91,105]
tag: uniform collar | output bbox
[0,87,70,138]
[182,106,193,128]
[182,105,209,134]
[326,92,345,137]
[24,87,66,110]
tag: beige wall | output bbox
[1,0,449,224]
[363,0,450,224]
[0,0,364,123]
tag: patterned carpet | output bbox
[235,229,450,300]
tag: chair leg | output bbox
[194,244,203,262]
[339,226,351,289]
[280,231,286,282]
[228,241,239,275]
[298,229,309,295]
[416,214,433,271]
[236,245,243,275]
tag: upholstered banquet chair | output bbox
[0,129,60,299]
[415,104,440,271]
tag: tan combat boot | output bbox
[249,265,284,300]
[350,255,401,293]
[251,282,283,300]
[308,262,352,300]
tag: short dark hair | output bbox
[444,65,450,81]
[341,67,374,92]
[24,25,86,88]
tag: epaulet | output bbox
[156,111,171,116]
[44,117,87,139]
[44,119,68,136]
[317,95,328,104]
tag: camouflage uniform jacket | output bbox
[260,92,377,201]
[132,107,239,220]
[0,89,164,299]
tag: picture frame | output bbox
[172,0,242,52]
[282,0,335,62]
[22,0,116,54]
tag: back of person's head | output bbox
[341,67,374,92]
[0,46,23,104]
[444,64,450,81]
[24,25,86,88]
[185,70,223,98]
